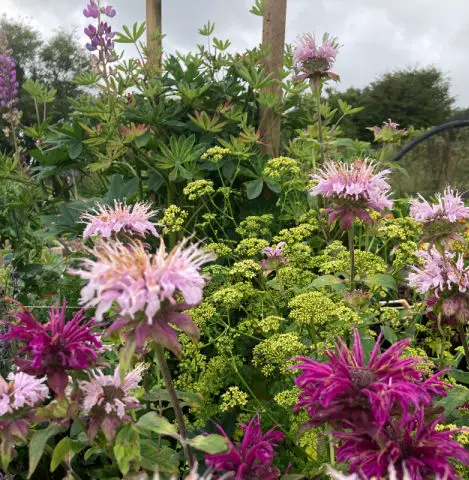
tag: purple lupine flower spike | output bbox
[205,414,284,480]
[0,33,19,110]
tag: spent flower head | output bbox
[0,301,102,397]
[310,158,393,229]
[80,200,158,239]
[205,414,284,480]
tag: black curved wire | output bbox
[390,120,469,162]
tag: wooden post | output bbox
[146,0,162,67]
[259,0,287,157]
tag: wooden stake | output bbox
[259,0,287,157]
[146,0,162,67]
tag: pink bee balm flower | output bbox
[0,302,102,397]
[69,238,214,357]
[408,248,469,323]
[79,365,143,441]
[335,410,469,479]
[81,200,158,239]
[294,329,448,429]
[205,414,284,480]
[0,372,49,415]
[261,242,287,271]
[410,186,469,224]
[408,248,469,297]
[293,32,340,83]
[310,159,393,229]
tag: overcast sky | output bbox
[2,0,469,106]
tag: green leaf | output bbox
[187,434,229,454]
[136,412,179,438]
[382,325,398,344]
[265,179,281,194]
[141,389,202,408]
[118,339,137,381]
[246,178,263,199]
[309,275,344,289]
[437,386,469,417]
[50,438,71,472]
[449,370,469,385]
[84,446,105,461]
[281,476,307,480]
[134,130,151,148]
[113,425,141,475]
[140,441,179,473]
[28,424,64,478]
[68,141,83,160]
[365,273,397,292]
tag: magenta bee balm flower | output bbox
[293,32,340,84]
[79,364,143,441]
[80,200,158,239]
[335,410,469,479]
[205,414,284,480]
[294,329,447,428]
[0,302,102,397]
[69,238,214,357]
[310,159,393,229]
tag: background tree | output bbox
[326,67,454,141]
[0,16,90,125]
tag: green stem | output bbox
[155,346,195,469]
[458,323,469,370]
[348,227,355,291]
[313,83,325,166]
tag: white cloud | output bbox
[2,0,469,106]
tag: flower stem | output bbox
[155,345,195,469]
[348,227,355,291]
[458,323,469,370]
[312,81,325,165]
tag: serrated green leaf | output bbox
[140,441,179,473]
[113,425,140,475]
[136,412,179,438]
[437,386,469,417]
[187,434,229,454]
[28,424,64,478]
